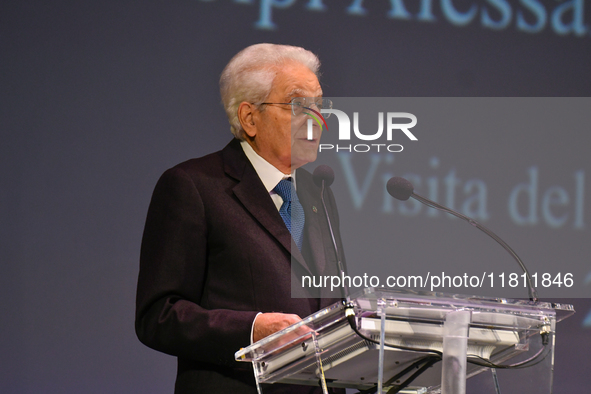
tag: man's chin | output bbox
[292,154,319,169]
[291,139,320,167]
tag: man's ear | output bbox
[238,102,257,138]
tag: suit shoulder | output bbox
[169,150,224,177]
[155,139,245,189]
[166,138,243,177]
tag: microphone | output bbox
[313,165,335,187]
[386,176,413,201]
[386,176,539,302]
[313,165,348,300]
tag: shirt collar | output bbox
[240,140,296,191]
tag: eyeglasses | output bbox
[258,97,333,118]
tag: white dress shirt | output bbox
[240,140,296,210]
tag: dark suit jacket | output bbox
[136,139,345,393]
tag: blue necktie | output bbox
[274,178,305,250]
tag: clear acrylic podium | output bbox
[235,288,574,394]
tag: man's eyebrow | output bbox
[286,88,305,98]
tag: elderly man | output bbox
[135,43,344,393]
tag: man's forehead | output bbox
[286,87,323,98]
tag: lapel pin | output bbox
[312,206,318,213]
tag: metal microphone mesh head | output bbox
[386,177,414,201]
[313,165,335,187]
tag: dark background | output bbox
[1,0,589,392]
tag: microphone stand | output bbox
[410,191,539,302]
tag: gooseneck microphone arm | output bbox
[320,181,349,298]
[313,165,349,300]
[387,177,539,302]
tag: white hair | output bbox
[219,43,321,140]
